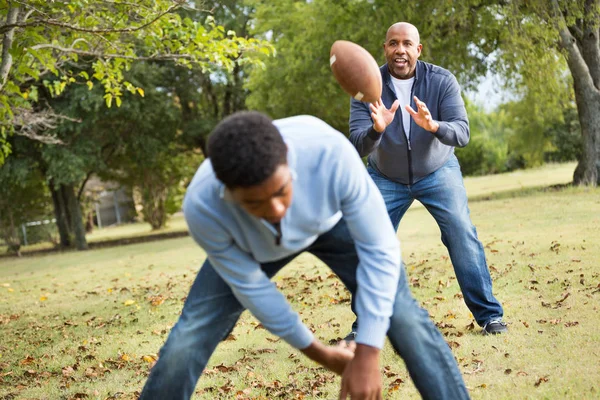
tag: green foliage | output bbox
[247,0,361,131]
[0,152,53,251]
[51,61,200,230]
[455,102,511,176]
[544,103,583,163]
[457,91,581,176]
[0,0,273,164]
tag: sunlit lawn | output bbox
[1,161,599,399]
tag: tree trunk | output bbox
[50,181,72,248]
[555,11,600,186]
[63,184,88,250]
[139,179,168,230]
[85,211,94,233]
[49,181,89,249]
[5,212,21,257]
[572,86,600,185]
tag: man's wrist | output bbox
[367,125,384,140]
[429,120,440,133]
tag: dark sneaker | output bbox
[343,331,357,343]
[483,319,508,335]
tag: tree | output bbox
[67,62,199,231]
[0,0,273,249]
[174,0,265,153]
[499,0,600,185]
[0,0,273,164]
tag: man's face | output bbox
[384,24,422,79]
[230,164,293,224]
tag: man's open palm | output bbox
[405,95,439,132]
[370,99,400,133]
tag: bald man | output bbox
[347,22,507,339]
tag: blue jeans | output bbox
[139,219,469,400]
[367,155,503,326]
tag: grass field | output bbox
[1,162,599,399]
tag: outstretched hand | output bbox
[370,99,400,133]
[405,95,439,133]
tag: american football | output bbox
[330,40,382,103]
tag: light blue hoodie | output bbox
[183,115,401,350]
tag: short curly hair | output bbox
[207,111,288,188]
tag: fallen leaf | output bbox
[40,296,48,301]
[142,354,158,363]
[123,299,136,306]
[388,378,404,387]
[149,295,165,306]
[556,292,571,304]
[534,375,549,387]
[214,363,236,373]
[20,355,35,365]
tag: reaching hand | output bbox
[370,99,400,133]
[405,95,439,133]
[326,340,356,375]
[300,339,355,376]
[339,344,382,400]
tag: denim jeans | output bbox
[139,219,469,400]
[367,154,504,326]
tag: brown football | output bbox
[330,40,382,103]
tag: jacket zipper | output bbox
[407,77,417,185]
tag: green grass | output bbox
[1,162,599,399]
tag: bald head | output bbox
[386,22,420,45]
[383,22,422,79]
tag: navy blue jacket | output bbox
[349,60,469,184]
